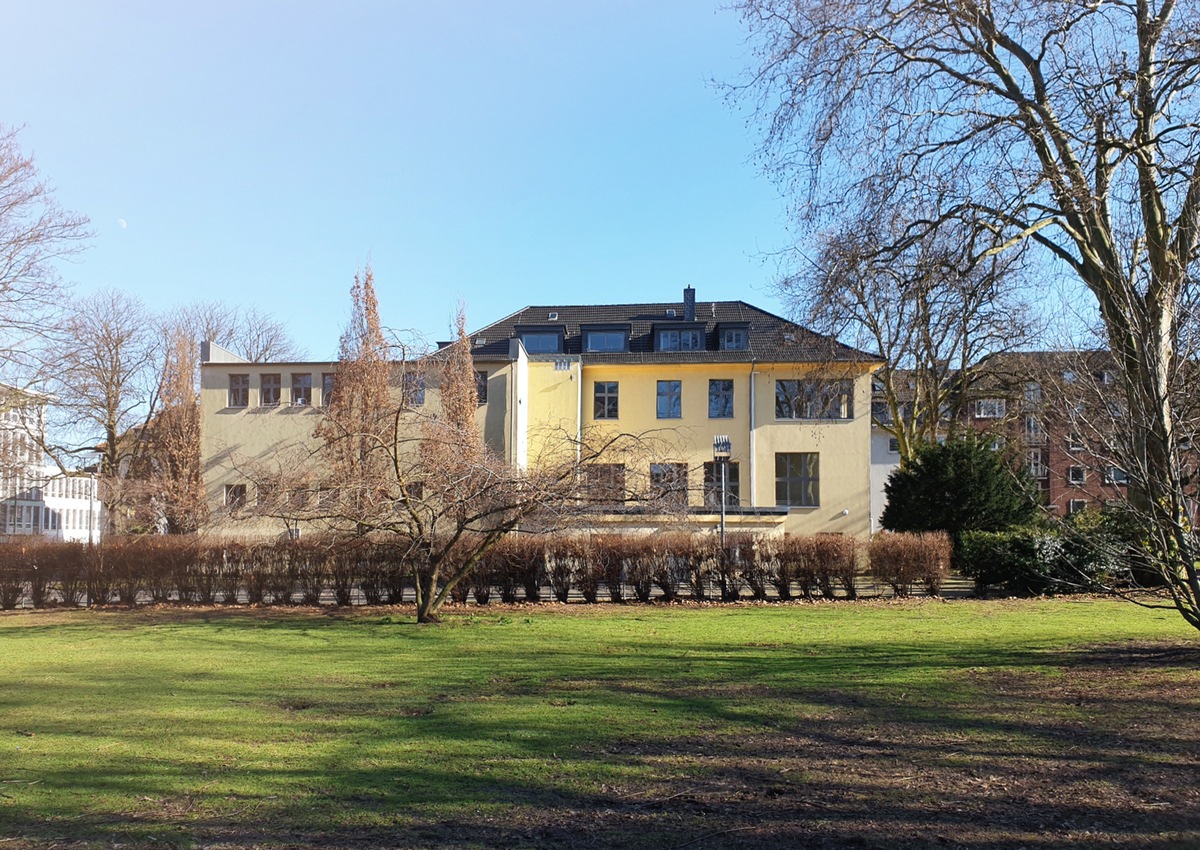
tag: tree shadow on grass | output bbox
[2,634,1198,849]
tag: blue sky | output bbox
[0,1,791,358]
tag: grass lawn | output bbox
[0,598,1197,849]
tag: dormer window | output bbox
[657,328,703,351]
[520,331,563,354]
[721,329,748,350]
[582,327,629,352]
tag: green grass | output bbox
[0,599,1195,848]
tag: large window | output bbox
[583,463,625,503]
[321,373,336,407]
[775,380,853,420]
[260,373,281,406]
[708,379,734,418]
[228,374,249,408]
[520,332,561,354]
[291,373,312,405]
[594,381,619,419]
[1024,415,1045,444]
[702,461,740,507]
[657,380,682,419]
[657,329,703,351]
[583,330,627,352]
[649,463,688,506]
[775,452,819,507]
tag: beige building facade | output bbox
[199,292,882,539]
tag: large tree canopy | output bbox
[735,0,1200,629]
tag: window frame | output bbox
[519,331,563,354]
[260,373,282,407]
[974,398,1006,419]
[582,328,629,353]
[720,328,748,351]
[656,328,704,352]
[775,452,820,507]
[228,374,249,408]
[474,370,489,405]
[649,462,689,506]
[291,373,312,405]
[656,380,682,419]
[224,483,247,510]
[593,381,619,420]
[321,373,336,407]
[1067,465,1087,486]
[702,460,740,507]
[708,379,734,419]
[583,463,626,503]
[775,379,853,420]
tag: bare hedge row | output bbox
[0,531,951,609]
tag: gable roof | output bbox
[463,299,881,365]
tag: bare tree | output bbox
[785,195,1036,461]
[0,125,90,386]
[251,277,636,623]
[735,0,1200,629]
[169,301,305,365]
[45,289,158,532]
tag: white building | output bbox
[0,399,103,543]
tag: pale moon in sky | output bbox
[117,218,128,229]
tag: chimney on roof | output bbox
[683,286,696,322]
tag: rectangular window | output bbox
[1067,465,1087,485]
[520,332,561,354]
[708,379,734,418]
[657,329,703,351]
[593,381,619,419]
[888,437,901,454]
[1094,370,1114,385]
[321,373,336,407]
[776,452,819,507]
[224,484,247,509]
[1068,433,1085,452]
[1025,415,1045,445]
[260,373,281,406]
[775,380,853,420]
[1068,499,1088,515]
[1024,382,1042,403]
[702,461,740,507]
[403,372,426,406]
[974,398,1006,419]
[583,463,625,503]
[1104,466,1129,485]
[474,371,488,405]
[649,463,688,506]
[721,329,747,350]
[656,380,682,419]
[228,374,249,408]
[583,330,627,352]
[291,373,312,405]
[1027,448,1048,479]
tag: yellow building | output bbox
[199,289,882,538]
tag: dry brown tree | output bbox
[735,0,1200,629]
[254,271,646,622]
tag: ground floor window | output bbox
[649,463,688,506]
[775,452,819,507]
[702,461,740,507]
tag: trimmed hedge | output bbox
[0,531,949,608]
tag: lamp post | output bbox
[713,435,731,550]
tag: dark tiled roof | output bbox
[462,300,881,364]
